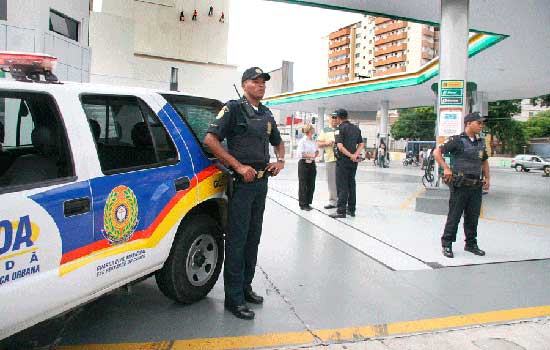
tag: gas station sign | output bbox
[440,80,464,106]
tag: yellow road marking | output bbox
[400,187,426,209]
[479,205,485,218]
[481,217,550,230]
[55,305,550,350]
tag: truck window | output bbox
[161,94,224,152]
[0,91,74,190]
[81,95,178,174]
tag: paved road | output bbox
[3,162,549,350]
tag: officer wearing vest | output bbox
[204,67,285,320]
[329,109,364,219]
[433,112,490,258]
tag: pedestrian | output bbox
[297,124,318,211]
[219,11,225,23]
[433,112,490,258]
[208,6,213,16]
[420,147,428,169]
[329,109,364,218]
[192,9,197,20]
[203,67,285,320]
[316,114,339,209]
[378,142,386,168]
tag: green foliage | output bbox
[391,106,436,141]
[530,94,550,107]
[524,111,550,139]
[486,99,526,154]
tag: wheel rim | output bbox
[185,233,218,287]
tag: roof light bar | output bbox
[0,52,59,83]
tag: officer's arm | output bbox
[204,133,257,182]
[433,146,453,183]
[482,160,490,190]
[337,143,354,159]
[354,142,365,161]
[265,142,285,176]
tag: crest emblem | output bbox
[103,185,139,244]
[255,68,262,74]
[216,106,229,119]
[267,121,272,135]
[479,150,484,159]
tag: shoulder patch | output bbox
[216,106,229,119]
[334,130,340,135]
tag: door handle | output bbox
[64,197,91,217]
[174,176,191,192]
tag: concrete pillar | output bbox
[437,0,469,144]
[379,100,389,146]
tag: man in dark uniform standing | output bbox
[433,112,490,258]
[329,109,364,219]
[204,67,285,320]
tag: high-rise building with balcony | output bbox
[327,16,439,84]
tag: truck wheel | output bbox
[155,214,224,304]
[514,165,523,172]
[524,168,530,172]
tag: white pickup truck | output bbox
[0,53,228,341]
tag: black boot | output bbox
[464,244,485,256]
[244,287,264,304]
[442,246,454,258]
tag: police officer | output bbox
[204,67,285,320]
[329,109,364,218]
[433,112,490,258]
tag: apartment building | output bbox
[327,15,439,83]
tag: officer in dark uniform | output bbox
[433,112,490,258]
[204,67,285,320]
[329,109,364,219]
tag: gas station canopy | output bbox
[264,0,550,113]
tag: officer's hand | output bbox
[483,178,490,191]
[266,161,284,176]
[236,164,257,183]
[443,167,453,183]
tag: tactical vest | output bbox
[451,136,485,177]
[227,100,272,167]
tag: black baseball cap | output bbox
[331,108,348,119]
[242,67,271,83]
[464,112,486,124]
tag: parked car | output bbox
[511,154,550,172]
[0,52,228,340]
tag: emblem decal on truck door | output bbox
[103,186,139,244]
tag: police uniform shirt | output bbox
[439,132,488,177]
[207,99,282,168]
[334,120,362,163]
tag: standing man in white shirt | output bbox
[317,114,339,209]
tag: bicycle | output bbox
[422,156,440,188]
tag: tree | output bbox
[485,99,526,155]
[530,94,550,107]
[524,110,550,139]
[391,106,436,141]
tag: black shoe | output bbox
[300,206,312,211]
[442,247,454,258]
[346,209,356,217]
[225,303,255,320]
[244,288,264,304]
[464,245,486,256]
[324,204,336,209]
[329,212,346,218]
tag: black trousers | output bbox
[441,185,482,247]
[336,161,358,214]
[298,159,316,207]
[224,178,268,306]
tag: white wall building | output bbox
[0,0,91,82]
[513,99,550,122]
[90,0,240,101]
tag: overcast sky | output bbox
[227,0,363,90]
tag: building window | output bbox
[49,10,79,41]
[355,53,360,58]
[0,0,6,20]
[170,67,178,91]
[356,43,360,48]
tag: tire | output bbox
[155,214,224,304]
[524,168,530,172]
[514,165,522,172]
[402,160,408,166]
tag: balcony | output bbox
[374,17,391,25]
[422,51,434,60]
[329,48,350,58]
[422,40,435,49]
[329,58,349,68]
[329,37,350,49]
[373,66,406,77]
[422,27,434,36]
[375,21,407,36]
[329,77,350,84]
[375,31,407,45]
[374,43,407,57]
[373,55,406,68]
[328,68,350,76]
[329,27,351,40]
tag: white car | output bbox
[511,154,550,172]
[0,53,228,340]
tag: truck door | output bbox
[0,91,93,335]
[80,95,196,284]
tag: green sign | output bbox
[441,88,462,97]
[440,80,464,107]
